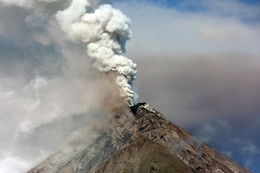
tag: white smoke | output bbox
[56,0,137,106]
[0,1,138,172]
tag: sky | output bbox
[0,0,260,172]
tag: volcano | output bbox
[27,103,252,173]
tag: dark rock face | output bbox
[130,102,146,115]
[27,103,252,173]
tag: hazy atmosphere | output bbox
[0,0,260,172]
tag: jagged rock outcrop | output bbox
[28,103,252,173]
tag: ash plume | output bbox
[56,0,137,106]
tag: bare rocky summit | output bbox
[28,103,252,173]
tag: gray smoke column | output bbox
[56,0,137,106]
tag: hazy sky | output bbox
[0,0,260,172]
[114,0,260,171]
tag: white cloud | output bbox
[242,141,260,154]
[222,151,233,157]
[113,0,260,56]
[196,120,230,143]
[0,153,31,173]
[0,0,62,8]
[0,0,33,8]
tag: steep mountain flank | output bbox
[28,103,252,173]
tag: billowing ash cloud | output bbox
[56,0,137,106]
[0,0,137,172]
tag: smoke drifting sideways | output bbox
[56,0,137,106]
[0,0,136,172]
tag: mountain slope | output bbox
[28,103,252,173]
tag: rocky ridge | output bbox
[28,103,252,173]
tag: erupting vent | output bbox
[130,102,146,115]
